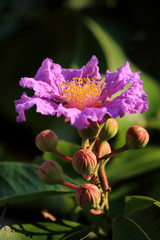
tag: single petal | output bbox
[105,82,149,118]
[19,77,63,102]
[56,104,81,126]
[105,62,142,98]
[35,58,65,86]
[73,107,107,129]
[62,55,102,82]
[57,104,107,129]
[15,92,57,122]
[20,58,65,101]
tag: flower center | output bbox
[59,76,105,110]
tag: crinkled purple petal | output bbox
[35,58,65,86]
[20,58,65,101]
[19,56,102,102]
[73,107,107,129]
[62,55,102,82]
[57,104,107,129]
[15,92,57,122]
[56,104,81,126]
[19,77,63,102]
[104,82,149,118]
[105,62,142,98]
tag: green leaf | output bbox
[0,220,93,240]
[113,216,150,240]
[107,146,160,216]
[154,202,160,208]
[0,162,76,207]
[107,146,160,186]
[125,195,157,215]
[124,196,160,240]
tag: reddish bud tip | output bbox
[35,130,58,152]
[38,160,63,185]
[72,149,97,175]
[125,125,149,149]
[75,184,101,210]
[78,122,100,139]
[99,118,118,141]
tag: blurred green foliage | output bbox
[0,0,160,238]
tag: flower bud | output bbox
[125,125,149,149]
[78,122,100,139]
[75,184,101,210]
[99,118,118,141]
[38,160,63,185]
[35,130,58,152]
[93,139,111,158]
[72,149,97,175]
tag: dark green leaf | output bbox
[0,220,93,240]
[124,196,160,240]
[125,195,157,215]
[107,146,160,186]
[107,146,160,216]
[113,216,150,240]
[0,162,76,207]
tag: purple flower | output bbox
[15,56,149,129]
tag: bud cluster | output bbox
[37,120,149,213]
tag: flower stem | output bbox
[99,162,110,192]
[97,144,128,163]
[54,150,72,162]
[81,138,89,149]
[99,161,111,210]
[90,202,105,215]
[89,137,98,151]
[60,179,79,190]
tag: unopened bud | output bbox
[93,139,111,158]
[99,118,118,141]
[35,130,58,152]
[38,160,63,185]
[78,122,100,139]
[125,125,149,149]
[72,149,97,175]
[75,184,101,210]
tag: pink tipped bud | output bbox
[35,130,58,152]
[93,139,111,158]
[125,125,149,149]
[78,122,100,139]
[38,160,63,185]
[75,184,101,210]
[72,149,97,175]
[99,118,118,141]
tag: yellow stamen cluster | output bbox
[59,75,106,110]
